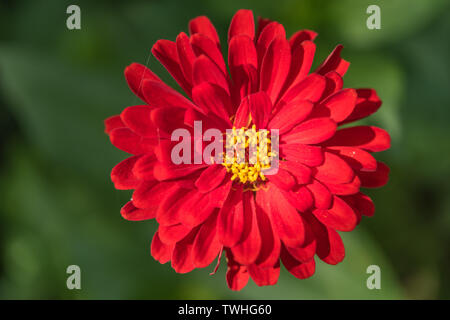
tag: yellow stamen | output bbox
[222,126,274,189]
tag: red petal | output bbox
[156,187,196,226]
[282,40,316,94]
[254,191,281,268]
[131,181,160,209]
[341,89,382,124]
[327,146,377,171]
[228,9,255,42]
[124,63,161,103]
[171,229,197,273]
[120,201,156,221]
[151,231,174,264]
[121,105,155,137]
[133,180,179,210]
[284,222,316,262]
[192,55,229,94]
[226,251,249,291]
[191,33,227,76]
[313,195,358,232]
[279,73,327,104]
[207,178,233,209]
[260,184,306,247]
[282,118,337,145]
[280,144,324,167]
[189,16,220,48]
[228,35,258,101]
[247,91,272,129]
[153,163,208,181]
[281,247,316,279]
[268,100,313,134]
[259,37,291,104]
[158,223,192,245]
[150,106,188,138]
[312,88,357,122]
[192,82,232,122]
[316,45,350,77]
[231,193,262,265]
[324,126,391,152]
[321,71,343,100]
[152,40,192,95]
[314,151,355,184]
[104,115,125,134]
[111,155,141,190]
[141,79,199,111]
[269,168,296,190]
[358,161,390,188]
[279,161,312,185]
[233,96,251,128]
[192,212,222,268]
[132,153,156,180]
[324,174,361,195]
[183,106,229,133]
[248,262,280,286]
[109,127,154,155]
[289,29,318,47]
[176,32,196,84]
[341,192,375,217]
[218,189,245,247]
[256,17,272,39]
[256,21,286,65]
[306,179,332,209]
[195,164,227,193]
[179,190,217,227]
[305,212,345,265]
[282,186,314,212]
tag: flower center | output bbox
[222,125,275,189]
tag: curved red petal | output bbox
[358,161,390,188]
[259,37,291,104]
[268,100,314,135]
[313,195,358,232]
[151,231,174,264]
[281,247,316,279]
[121,105,155,137]
[111,155,141,190]
[176,32,196,84]
[231,193,262,265]
[195,164,227,193]
[228,9,255,42]
[152,40,192,95]
[120,201,157,221]
[280,143,324,167]
[124,63,162,103]
[104,115,125,134]
[341,88,382,124]
[248,261,280,286]
[314,151,355,185]
[324,126,391,152]
[282,118,337,145]
[189,16,220,47]
[193,212,222,268]
[316,44,350,77]
[109,127,154,155]
[226,250,250,291]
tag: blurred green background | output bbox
[0,0,449,299]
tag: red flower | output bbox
[105,9,390,290]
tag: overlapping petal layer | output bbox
[106,9,390,290]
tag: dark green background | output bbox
[0,0,449,299]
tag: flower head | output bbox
[105,9,390,290]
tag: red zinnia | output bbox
[105,9,390,290]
